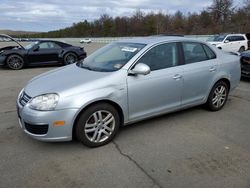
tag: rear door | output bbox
[181,42,217,107]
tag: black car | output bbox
[0,34,86,70]
[240,50,250,78]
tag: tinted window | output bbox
[182,42,208,64]
[203,44,216,59]
[225,36,233,42]
[137,43,178,71]
[234,36,245,41]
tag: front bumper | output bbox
[17,101,79,142]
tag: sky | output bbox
[0,0,243,32]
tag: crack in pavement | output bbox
[112,141,162,188]
[230,95,250,102]
[0,110,16,114]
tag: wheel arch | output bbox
[205,77,231,103]
[62,51,79,64]
[72,99,124,140]
[63,51,78,59]
[217,78,231,91]
[5,53,25,65]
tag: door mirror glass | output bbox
[33,45,40,51]
[224,40,229,43]
[129,63,151,75]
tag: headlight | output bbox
[29,93,59,111]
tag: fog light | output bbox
[53,121,65,127]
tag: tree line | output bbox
[23,0,250,38]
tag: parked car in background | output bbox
[0,34,86,70]
[17,36,241,147]
[246,33,250,50]
[240,50,250,78]
[207,34,248,53]
[80,38,92,44]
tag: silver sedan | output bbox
[17,36,241,147]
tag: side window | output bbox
[39,42,50,49]
[237,36,245,41]
[49,42,61,48]
[137,43,178,71]
[39,42,60,49]
[182,42,208,64]
[225,36,233,42]
[203,44,216,59]
[231,36,239,42]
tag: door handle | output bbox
[173,74,182,80]
[209,67,216,72]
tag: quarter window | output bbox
[137,43,178,71]
[203,44,216,59]
[182,42,208,64]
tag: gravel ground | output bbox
[0,43,249,188]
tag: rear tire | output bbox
[239,46,245,53]
[75,103,120,147]
[206,81,229,111]
[63,52,77,65]
[6,55,24,70]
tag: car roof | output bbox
[117,36,199,45]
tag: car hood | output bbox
[25,64,112,97]
[0,34,25,49]
[241,50,250,58]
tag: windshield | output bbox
[77,42,146,72]
[208,35,226,42]
[25,41,39,50]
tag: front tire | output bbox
[6,55,24,70]
[75,103,120,147]
[63,52,77,65]
[206,81,229,111]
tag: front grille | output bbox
[24,123,49,135]
[19,92,31,106]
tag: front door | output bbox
[28,42,61,64]
[127,42,183,121]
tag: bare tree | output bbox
[209,0,234,23]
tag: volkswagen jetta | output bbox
[17,36,241,147]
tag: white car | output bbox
[208,34,248,53]
[80,38,92,44]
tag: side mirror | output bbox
[224,40,229,43]
[129,63,151,75]
[33,45,40,51]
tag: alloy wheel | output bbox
[65,53,77,64]
[212,85,227,108]
[84,110,115,143]
[7,55,24,70]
